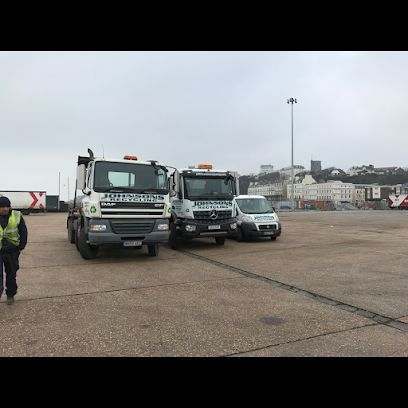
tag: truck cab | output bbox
[168,164,239,249]
[67,149,171,259]
[232,195,282,241]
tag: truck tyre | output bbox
[215,237,225,245]
[77,225,99,259]
[68,219,75,244]
[236,227,245,242]
[147,244,159,256]
[169,222,179,250]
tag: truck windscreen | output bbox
[236,198,274,214]
[93,161,168,193]
[184,176,235,200]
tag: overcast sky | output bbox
[1,51,408,200]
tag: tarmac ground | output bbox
[1,211,408,356]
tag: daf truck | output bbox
[67,149,171,259]
[168,164,239,249]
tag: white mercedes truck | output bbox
[67,149,171,259]
[168,164,239,249]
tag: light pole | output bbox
[287,97,297,211]
[58,172,61,211]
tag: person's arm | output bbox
[18,216,28,251]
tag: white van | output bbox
[231,195,281,241]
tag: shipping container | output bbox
[46,195,60,212]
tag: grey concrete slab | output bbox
[232,325,408,357]
[2,211,407,356]
[183,212,408,318]
[0,277,370,357]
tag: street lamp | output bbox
[287,97,297,211]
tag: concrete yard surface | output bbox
[0,211,407,356]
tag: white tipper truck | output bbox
[168,164,239,249]
[67,149,171,259]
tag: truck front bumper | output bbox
[176,219,237,239]
[87,218,169,246]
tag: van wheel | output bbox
[236,227,245,242]
[215,237,225,245]
[148,244,159,256]
[168,222,179,250]
[77,225,99,259]
[68,219,75,244]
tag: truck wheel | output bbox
[215,237,225,245]
[77,225,99,259]
[168,222,179,250]
[67,219,75,244]
[236,227,245,242]
[147,244,159,256]
[75,226,80,250]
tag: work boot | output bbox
[6,296,14,305]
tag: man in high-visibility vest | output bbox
[0,196,28,305]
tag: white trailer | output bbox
[0,191,46,214]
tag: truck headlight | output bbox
[89,224,107,232]
[157,223,169,231]
[230,222,237,230]
[185,224,196,232]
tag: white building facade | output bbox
[259,164,274,174]
[248,182,283,198]
[287,176,355,204]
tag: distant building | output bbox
[310,160,321,174]
[259,164,274,175]
[347,165,402,176]
[248,182,283,201]
[287,176,354,204]
[394,184,408,194]
[279,165,305,179]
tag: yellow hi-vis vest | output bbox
[0,210,21,249]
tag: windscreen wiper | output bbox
[139,189,168,194]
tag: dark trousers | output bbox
[0,251,20,298]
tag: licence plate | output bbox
[123,240,143,247]
[263,231,274,235]
[208,225,221,230]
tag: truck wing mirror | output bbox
[77,164,86,191]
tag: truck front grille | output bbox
[110,219,155,235]
[193,210,233,224]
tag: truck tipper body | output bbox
[67,149,171,259]
[0,191,46,214]
[388,194,408,209]
[168,164,239,249]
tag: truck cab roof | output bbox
[91,158,167,167]
[179,168,230,174]
[234,195,268,200]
